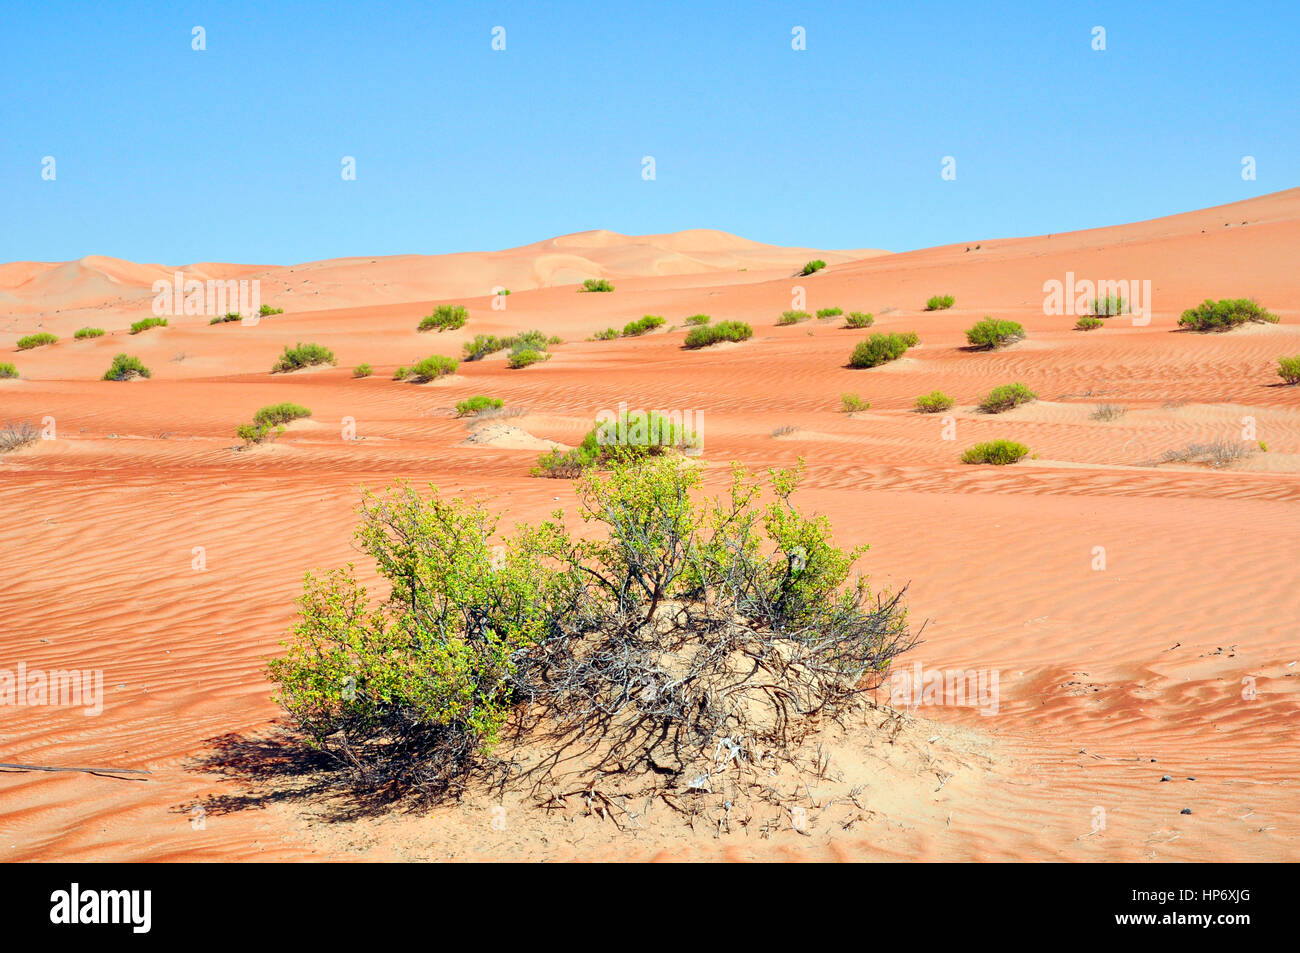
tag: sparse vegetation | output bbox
[1178,298,1279,332]
[683,321,753,349]
[801,260,827,276]
[1090,404,1126,422]
[849,332,914,368]
[622,314,665,337]
[684,314,711,326]
[102,354,151,381]
[965,317,1025,350]
[353,363,373,378]
[462,334,508,361]
[962,440,1029,465]
[1158,440,1255,468]
[1086,294,1126,317]
[74,327,106,339]
[899,330,920,347]
[392,366,409,380]
[456,395,504,417]
[771,425,797,438]
[531,411,701,478]
[580,278,614,293]
[840,393,868,413]
[129,317,168,334]
[419,305,469,333]
[505,329,559,368]
[507,349,547,369]
[209,312,242,325]
[0,363,17,379]
[1278,355,1300,385]
[978,382,1036,413]
[17,333,57,350]
[408,354,459,382]
[253,403,312,427]
[914,391,954,413]
[590,327,620,341]
[1075,316,1104,331]
[236,422,282,446]
[0,421,38,453]
[925,295,955,311]
[259,305,284,317]
[273,342,336,373]
[778,310,812,326]
[816,307,843,319]
[845,311,874,329]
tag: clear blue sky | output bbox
[2,0,1296,265]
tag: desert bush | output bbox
[462,334,507,360]
[532,411,700,478]
[408,354,458,381]
[816,307,843,319]
[102,354,150,381]
[17,333,57,350]
[508,349,548,369]
[1075,316,1104,331]
[961,440,1029,465]
[0,363,17,379]
[392,366,409,380]
[253,403,312,427]
[1278,355,1300,385]
[1158,440,1254,468]
[353,363,373,378]
[75,327,106,339]
[978,382,1036,413]
[209,312,241,325]
[801,259,827,276]
[778,310,812,326]
[581,278,614,292]
[259,305,284,316]
[1086,294,1126,317]
[456,395,504,417]
[590,327,620,341]
[273,342,336,373]
[0,420,38,452]
[914,391,954,413]
[771,425,797,437]
[899,330,920,347]
[684,321,753,349]
[845,311,874,329]
[1178,298,1278,332]
[925,295,955,311]
[965,317,1025,349]
[129,317,168,334]
[1090,404,1126,421]
[419,305,469,333]
[268,457,916,801]
[684,314,711,326]
[840,393,868,413]
[849,332,913,368]
[236,422,281,445]
[622,314,665,337]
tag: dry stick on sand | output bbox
[0,762,153,780]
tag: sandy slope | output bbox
[1,197,1297,861]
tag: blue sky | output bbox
[2,0,1296,264]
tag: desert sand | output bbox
[1,193,1297,861]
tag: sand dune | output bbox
[2,192,1298,861]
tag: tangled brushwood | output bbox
[267,456,918,805]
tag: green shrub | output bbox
[209,312,242,325]
[914,391,954,413]
[816,307,843,319]
[103,354,151,381]
[591,327,620,341]
[962,440,1029,465]
[801,260,827,276]
[129,317,168,334]
[419,305,469,333]
[1075,316,1104,331]
[622,314,665,337]
[273,342,336,373]
[462,334,508,360]
[353,363,373,378]
[505,329,550,353]
[1086,294,1126,317]
[456,395,504,417]
[532,411,701,478]
[236,422,280,445]
[0,363,17,379]
[408,354,459,381]
[841,393,868,413]
[978,382,1036,413]
[74,327,105,339]
[393,366,409,380]
[259,304,284,316]
[580,279,614,293]
[778,310,812,326]
[845,311,874,329]
[17,333,57,350]
[899,330,920,347]
[849,332,913,368]
[925,295,955,311]
[1277,355,1300,385]
[684,313,711,326]
[253,403,312,427]
[1178,298,1279,332]
[683,321,753,349]
[508,349,548,369]
[965,317,1025,349]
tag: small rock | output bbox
[1180,808,1192,815]
[1161,775,1172,782]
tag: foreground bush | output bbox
[622,314,665,337]
[254,403,312,427]
[580,278,614,292]
[965,317,1025,349]
[1178,298,1279,332]
[0,363,17,379]
[925,294,955,311]
[129,317,168,334]
[845,311,874,329]
[267,457,916,799]
[778,310,812,326]
[849,332,913,368]
[962,440,1029,465]
[978,382,1036,413]
[801,259,827,276]
[914,391,954,413]
[684,320,753,349]
[1278,355,1300,385]
[273,342,336,373]
[419,305,468,332]
[408,354,458,381]
[17,333,57,350]
[456,395,504,416]
[74,327,105,339]
[103,354,151,381]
